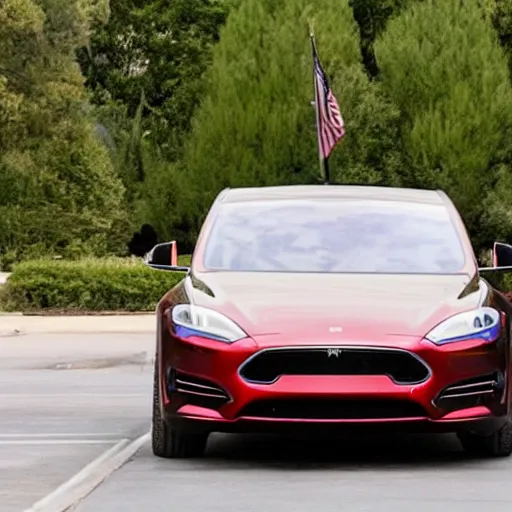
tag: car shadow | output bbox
[202,431,488,469]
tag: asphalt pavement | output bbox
[72,430,512,512]
[0,331,153,512]
[3,326,512,512]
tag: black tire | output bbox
[458,420,512,458]
[152,362,209,459]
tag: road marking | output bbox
[23,432,150,512]
[0,440,122,446]
[0,433,123,438]
[0,393,148,398]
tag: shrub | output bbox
[0,256,189,313]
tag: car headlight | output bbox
[425,307,501,345]
[171,304,248,343]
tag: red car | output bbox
[146,185,512,458]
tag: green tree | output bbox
[0,0,128,269]
[176,0,403,240]
[133,149,195,252]
[78,0,229,162]
[349,0,413,77]
[490,0,512,74]
[374,0,512,252]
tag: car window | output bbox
[202,199,467,274]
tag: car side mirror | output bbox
[144,241,189,272]
[493,242,512,268]
[146,241,178,266]
[480,242,512,275]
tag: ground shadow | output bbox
[199,431,487,470]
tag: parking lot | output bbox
[0,331,152,512]
[3,328,512,512]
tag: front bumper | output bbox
[159,330,509,435]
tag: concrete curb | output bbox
[0,314,155,336]
[23,432,150,512]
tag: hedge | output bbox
[0,256,190,313]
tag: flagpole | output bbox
[309,27,330,185]
[323,155,331,185]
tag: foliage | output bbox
[5,0,512,285]
[349,0,413,77]
[491,0,512,74]
[0,256,189,312]
[178,0,404,238]
[0,0,129,270]
[132,152,196,252]
[374,0,512,251]
[78,0,229,162]
[74,1,231,251]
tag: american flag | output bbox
[312,36,345,160]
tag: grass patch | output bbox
[0,256,190,313]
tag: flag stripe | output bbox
[313,44,345,160]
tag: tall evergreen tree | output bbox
[349,0,413,77]
[374,0,512,252]
[176,0,403,238]
[490,0,512,75]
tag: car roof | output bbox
[219,185,446,206]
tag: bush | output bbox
[0,256,189,313]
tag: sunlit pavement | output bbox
[0,333,152,512]
[73,430,512,512]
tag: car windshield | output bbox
[202,199,467,274]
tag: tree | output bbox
[490,0,512,75]
[374,0,512,252]
[349,0,413,77]
[77,0,229,162]
[0,0,128,268]
[175,0,403,240]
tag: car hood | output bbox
[187,271,481,340]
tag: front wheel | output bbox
[458,420,512,458]
[152,363,209,459]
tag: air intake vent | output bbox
[435,372,502,410]
[237,398,428,420]
[169,370,230,409]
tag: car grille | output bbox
[238,347,430,385]
[434,372,503,410]
[168,370,230,409]
[237,398,427,420]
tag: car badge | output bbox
[327,348,343,358]
[329,326,343,333]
